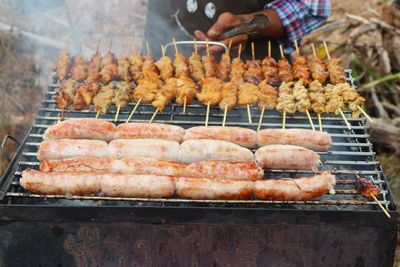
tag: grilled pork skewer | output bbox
[276,81,296,129]
[117,54,132,82]
[93,84,115,115]
[202,39,218,78]
[277,45,293,82]
[155,45,174,82]
[70,52,88,82]
[244,43,263,84]
[129,45,144,84]
[40,157,263,180]
[255,172,336,200]
[230,44,246,85]
[310,43,329,84]
[261,41,279,86]
[188,39,205,82]
[55,51,71,81]
[113,81,133,121]
[99,41,118,85]
[70,82,100,111]
[216,40,232,81]
[56,79,77,112]
[87,43,102,83]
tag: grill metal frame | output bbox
[0,70,397,213]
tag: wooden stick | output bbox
[247,104,252,124]
[95,110,100,119]
[357,105,374,123]
[370,193,391,218]
[161,44,165,57]
[305,110,315,130]
[205,102,210,126]
[282,110,286,129]
[318,113,323,132]
[194,39,198,54]
[228,39,232,53]
[238,44,242,59]
[323,41,331,59]
[146,41,150,56]
[114,105,121,122]
[279,45,284,59]
[268,40,271,57]
[183,96,187,114]
[149,108,159,123]
[294,40,300,55]
[222,105,228,127]
[257,107,265,131]
[251,42,255,61]
[172,38,178,54]
[311,43,317,58]
[126,98,142,123]
[206,39,210,57]
[339,108,352,130]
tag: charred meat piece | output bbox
[244,60,263,84]
[355,177,381,199]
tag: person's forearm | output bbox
[238,9,286,40]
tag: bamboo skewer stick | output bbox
[114,105,121,122]
[318,113,323,132]
[222,105,228,127]
[257,107,265,131]
[311,43,317,58]
[206,39,210,57]
[339,108,352,130]
[294,40,300,55]
[172,38,178,54]
[205,102,211,126]
[251,42,255,61]
[282,110,286,129]
[323,41,331,60]
[95,110,100,119]
[357,105,374,123]
[268,40,271,57]
[305,110,315,131]
[370,193,391,218]
[279,45,284,59]
[149,108,159,123]
[146,41,150,56]
[126,98,142,123]
[173,38,187,114]
[247,104,253,124]
[194,38,198,54]
[228,39,232,53]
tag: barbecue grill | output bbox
[0,70,397,266]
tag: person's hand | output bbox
[194,12,250,53]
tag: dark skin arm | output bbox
[194,9,286,53]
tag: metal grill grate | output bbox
[0,71,395,211]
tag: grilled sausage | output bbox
[40,157,117,173]
[37,139,108,161]
[114,123,185,143]
[254,172,336,200]
[176,177,254,200]
[108,139,180,161]
[184,126,257,148]
[188,161,263,180]
[43,118,116,142]
[180,139,254,164]
[257,129,332,152]
[101,174,175,198]
[255,144,320,170]
[21,169,101,195]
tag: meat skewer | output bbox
[217,39,232,81]
[323,42,351,130]
[114,81,133,122]
[94,84,115,118]
[277,45,293,83]
[244,42,263,84]
[70,45,88,83]
[155,44,174,82]
[218,40,235,126]
[129,44,144,84]
[55,51,71,81]
[117,43,132,83]
[99,40,118,85]
[257,41,278,131]
[56,79,77,118]
[355,175,390,218]
[230,43,246,85]
[188,39,205,82]
[202,39,218,78]
[87,40,102,83]
[293,40,315,130]
[70,82,100,112]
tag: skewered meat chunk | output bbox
[230,57,245,84]
[276,82,296,114]
[196,77,224,106]
[293,56,311,84]
[152,77,178,112]
[175,76,198,105]
[55,51,70,81]
[142,55,159,73]
[258,80,278,110]
[244,60,263,84]
[277,57,293,82]
[102,51,117,65]
[293,80,311,113]
[87,52,102,83]
[117,55,132,82]
[217,53,231,80]
[155,56,174,82]
[174,53,189,78]
[100,52,118,84]
[261,56,279,86]
[311,58,329,84]
[70,54,88,82]
[238,82,259,107]
[129,55,144,83]
[56,79,77,110]
[202,54,218,77]
[113,81,132,107]
[219,81,238,111]
[334,83,366,118]
[133,80,160,104]
[355,177,381,199]
[309,80,326,114]
[255,172,336,200]
[93,84,115,114]
[71,82,100,110]
[189,52,205,81]
[325,84,345,115]
[327,58,346,84]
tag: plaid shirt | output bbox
[265,0,331,53]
